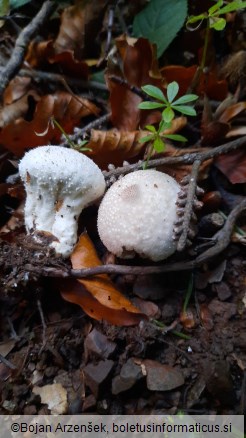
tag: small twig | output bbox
[0,352,17,370]
[104,4,115,59]
[37,299,47,349]
[195,198,246,264]
[0,1,56,99]
[108,75,148,100]
[177,160,201,251]
[61,113,112,147]
[2,67,108,91]
[23,198,246,278]
[104,136,246,179]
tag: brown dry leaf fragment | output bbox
[25,40,89,79]
[161,65,228,100]
[0,92,99,156]
[86,117,187,168]
[106,36,163,131]
[60,233,146,326]
[218,101,246,124]
[4,77,32,105]
[214,149,246,184]
[54,0,109,59]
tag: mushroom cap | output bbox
[19,145,105,203]
[97,170,180,261]
[19,145,105,257]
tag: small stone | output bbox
[112,358,143,395]
[82,394,97,412]
[23,405,37,415]
[213,282,232,301]
[143,359,184,391]
[84,360,114,397]
[84,329,116,360]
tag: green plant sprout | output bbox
[186,1,246,88]
[138,81,198,168]
[51,117,91,152]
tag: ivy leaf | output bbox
[141,85,167,102]
[172,94,198,105]
[172,105,197,116]
[167,81,179,103]
[164,134,187,142]
[138,101,164,110]
[162,107,175,123]
[133,0,188,58]
[153,136,165,152]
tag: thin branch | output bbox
[177,160,201,251]
[103,136,246,179]
[61,112,111,146]
[108,75,148,100]
[0,353,17,370]
[8,67,108,91]
[22,198,246,278]
[0,1,56,99]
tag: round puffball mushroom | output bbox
[97,170,180,261]
[19,145,105,257]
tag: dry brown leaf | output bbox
[60,233,146,326]
[214,149,246,184]
[86,117,187,168]
[161,65,228,100]
[26,40,89,79]
[54,0,109,59]
[0,92,99,156]
[218,101,246,124]
[106,36,164,131]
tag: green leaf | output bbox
[164,134,187,142]
[167,81,179,103]
[153,137,165,152]
[172,94,198,105]
[133,0,188,58]
[145,125,156,133]
[216,1,246,15]
[186,14,206,24]
[172,105,197,116]
[138,135,154,143]
[162,107,175,123]
[209,16,226,30]
[141,85,167,102]
[159,120,171,132]
[138,101,164,110]
[0,0,9,16]
[208,0,223,15]
[10,0,31,8]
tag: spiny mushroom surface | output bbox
[19,145,105,257]
[97,170,180,261]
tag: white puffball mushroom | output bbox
[97,170,180,261]
[19,145,106,257]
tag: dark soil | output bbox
[0,237,245,415]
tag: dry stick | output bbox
[177,159,201,252]
[3,67,108,91]
[0,353,17,370]
[0,1,56,99]
[104,136,246,179]
[23,197,246,278]
[108,75,148,100]
[61,112,112,147]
